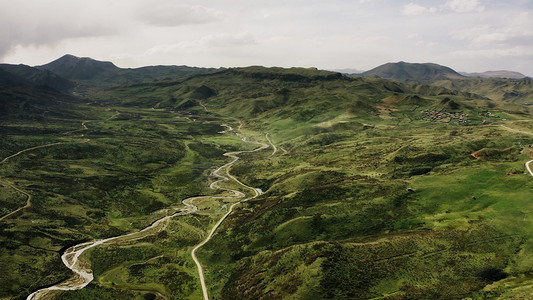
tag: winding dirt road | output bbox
[496,124,533,178]
[1,113,120,222]
[191,126,269,300]
[0,142,64,222]
[0,142,64,164]
[266,133,277,157]
[499,124,533,137]
[526,160,533,177]
[26,124,270,300]
[0,181,32,222]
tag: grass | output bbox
[0,95,245,298]
[2,66,533,299]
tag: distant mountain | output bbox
[361,62,533,102]
[362,61,464,83]
[460,70,527,79]
[0,67,29,87]
[37,54,219,88]
[105,65,220,86]
[433,77,533,103]
[0,66,81,121]
[37,54,119,80]
[0,63,74,92]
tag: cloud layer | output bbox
[1,0,532,75]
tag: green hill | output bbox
[362,61,465,83]
[2,60,533,299]
[37,54,219,88]
[461,70,527,79]
[433,77,533,103]
[0,64,74,92]
[361,62,533,103]
[37,54,119,80]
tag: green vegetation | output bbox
[1,61,533,299]
[361,61,533,103]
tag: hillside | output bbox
[361,62,533,103]
[98,65,533,299]
[97,66,482,118]
[432,77,533,104]
[37,54,219,88]
[0,67,29,87]
[361,61,465,83]
[1,61,533,299]
[0,64,74,92]
[37,54,119,80]
[461,70,527,79]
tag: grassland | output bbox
[2,66,533,299]
[0,95,251,299]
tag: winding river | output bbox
[26,124,270,300]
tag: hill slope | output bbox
[362,61,465,83]
[37,54,119,80]
[362,62,533,103]
[98,66,533,299]
[435,77,533,103]
[0,64,74,92]
[37,54,219,88]
[96,65,484,124]
[2,62,533,299]
[461,70,527,79]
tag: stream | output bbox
[27,124,269,300]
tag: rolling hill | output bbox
[362,61,533,103]
[0,63,74,92]
[460,70,527,79]
[37,54,119,80]
[361,61,465,83]
[37,54,219,88]
[2,56,533,299]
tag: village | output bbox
[420,110,507,125]
[420,110,471,124]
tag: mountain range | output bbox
[2,54,533,299]
[360,61,532,103]
[36,54,219,88]
[0,63,74,92]
[2,54,530,101]
[460,70,527,79]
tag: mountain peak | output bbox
[362,61,464,83]
[38,54,119,80]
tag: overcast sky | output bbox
[1,0,532,75]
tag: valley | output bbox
[1,55,533,299]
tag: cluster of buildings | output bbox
[480,112,507,121]
[420,110,470,124]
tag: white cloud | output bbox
[402,3,436,16]
[404,0,484,16]
[145,32,256,55]
[450,14,533,48]
[451,47,532,59]
[0,0,122,58]
[137,3,222,27]
[416,40,437,47]
[444,0,484,13]
[1,0,533,75]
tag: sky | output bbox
[1,0,532,75]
